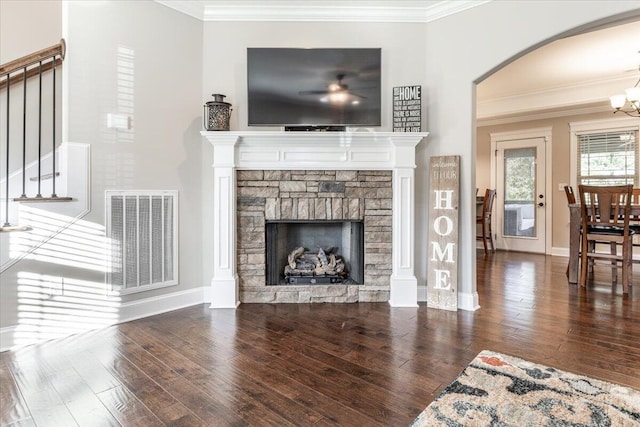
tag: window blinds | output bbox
[577,130,638,186]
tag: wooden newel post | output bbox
[427,156,459,311]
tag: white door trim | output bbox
[490,127,552,255]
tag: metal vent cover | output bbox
[106,191,178,294]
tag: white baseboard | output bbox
[417,285,427,301]
[458,291,480,311]
[0,285,209,352]
[551,247,569,257]
[0,326,18,353]
[118,286,207,324]
[419,284,479,311]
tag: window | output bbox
[106,190,178,294]
[570,118,640,188]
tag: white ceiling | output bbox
[157,1,640,121]
[481,22,640,97]
[477,19,640,122]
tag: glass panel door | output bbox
[495,137,546,253]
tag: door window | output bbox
[503,147,536,238]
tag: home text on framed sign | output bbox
[427,155,459,311]
[393,85,421,132]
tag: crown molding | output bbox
[477,74,638,123]
[477,104,612,127]
[155,0,205,20]
[155,1,491,23]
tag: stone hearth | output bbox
[202,131,428,308]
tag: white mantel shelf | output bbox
[202,131,429,170]
[201,130,428,309]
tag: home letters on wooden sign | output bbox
[427,155,459,311]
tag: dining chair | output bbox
[564,185,574,278]
[565,184,599,279]
[597,186,640,268]
[564,185,590,278]
[564,185,576,204]
[627,188,640,224]
[578,184,634,293]
[476,189,496,254]
[627,188,640,265]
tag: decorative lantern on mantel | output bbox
[203,94,232,131]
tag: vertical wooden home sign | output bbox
[427,156,459,311]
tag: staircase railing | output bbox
[1,39,68,231]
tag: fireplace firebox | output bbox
[266,221,364,285]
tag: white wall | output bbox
[0,0,204,346]
[63,0,204,300]
[421,1,640,308]
[0,0,62,63]
[201,21,427,132]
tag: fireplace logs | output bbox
[284,247,348,284]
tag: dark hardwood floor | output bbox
[2,251,639,426]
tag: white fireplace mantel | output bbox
[202,130,428,308]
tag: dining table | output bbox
[567,202,640,284]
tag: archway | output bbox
[470,11,640,305]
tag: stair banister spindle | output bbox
[3,72,10,227]
[36,60,42,198]
[51,55,57,198]
[21,66,27,198]
[0,40,71,233]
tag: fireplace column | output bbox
[209,135,240,308]
[389,140,418,307]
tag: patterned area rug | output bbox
[411,350,640,426]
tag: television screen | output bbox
[247,48,381,127]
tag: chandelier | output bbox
[610,61,640,117]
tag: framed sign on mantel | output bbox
[393,85,421,132]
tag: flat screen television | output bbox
[247,48,381,128]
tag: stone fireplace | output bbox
[238,169,391,302]
[202,131,427,308]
